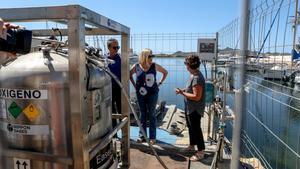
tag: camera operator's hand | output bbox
[0,18,18,65]
[0,18,31,64]
[0,18,19,40]
[0,19,7,40]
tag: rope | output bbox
[268,3,273,55]
[256,0,285,60]
[252,9,257,52]
[262,12,267,55]
[281,0,292,78]
[258,3,264,52]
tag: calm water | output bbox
[134,57,300,169]
[130,57,211,109]
[221,66,300,169]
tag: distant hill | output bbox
[154,51,197,57]
[218,47,290,56]
[153,48,291,58]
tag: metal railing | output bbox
[244,75,300,169]
[217,0,300,168]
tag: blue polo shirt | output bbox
[106,53,121,88]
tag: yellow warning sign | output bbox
[23,103,40,122]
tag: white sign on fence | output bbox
[197,38,217,62]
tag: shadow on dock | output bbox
[129,139,215,169]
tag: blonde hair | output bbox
[139,48,152,65]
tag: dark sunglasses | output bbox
[148,54,155,58]
[112,46,120,50]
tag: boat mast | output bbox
[293,0,299,51]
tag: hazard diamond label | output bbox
[8,102,22,119]
[23,103,40,122]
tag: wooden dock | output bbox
[125,104,231,169]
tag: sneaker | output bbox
[137,137,146,143]
[190,151,205,161]
[179,145,196,153]
[149,139,156,145]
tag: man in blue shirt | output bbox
[106,38,121,127]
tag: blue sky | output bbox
[1,0,239,33]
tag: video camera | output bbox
[0,28,32,54]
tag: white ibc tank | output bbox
[0,50,113,169]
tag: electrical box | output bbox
[197,38,217,62]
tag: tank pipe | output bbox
[86,57,169,169]
[32,37,66,44]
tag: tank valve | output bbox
[42,46,51,65]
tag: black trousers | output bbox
[186,111,205,151]
[112,86,121,128]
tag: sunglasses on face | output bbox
[112,46,120,50]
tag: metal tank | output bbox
[0,49,113,169]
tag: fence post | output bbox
[230,0,249,169]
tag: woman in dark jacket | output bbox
[176,55,206,161]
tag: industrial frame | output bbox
[0,5,131,169]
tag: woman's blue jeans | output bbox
[137,92,158,139]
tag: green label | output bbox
[8,102,22,119]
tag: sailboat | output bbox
[260,1,299,81]
[289,1,300,84]
[260,64,291,80]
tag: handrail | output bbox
[210,135,224,169]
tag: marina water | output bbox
[147,57,300,168]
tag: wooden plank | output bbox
[167,109,186,134]
[159,105,176,130]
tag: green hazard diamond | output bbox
[8,102,22,119]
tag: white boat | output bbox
[216,57,236,65]
[260,65,288,80]
[293,61,300,84]
[290,64,300,84]
[129,53,139,65]
[245,62,263,72]
[294,74,300,84]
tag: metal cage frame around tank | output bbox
[0,5,131,169]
